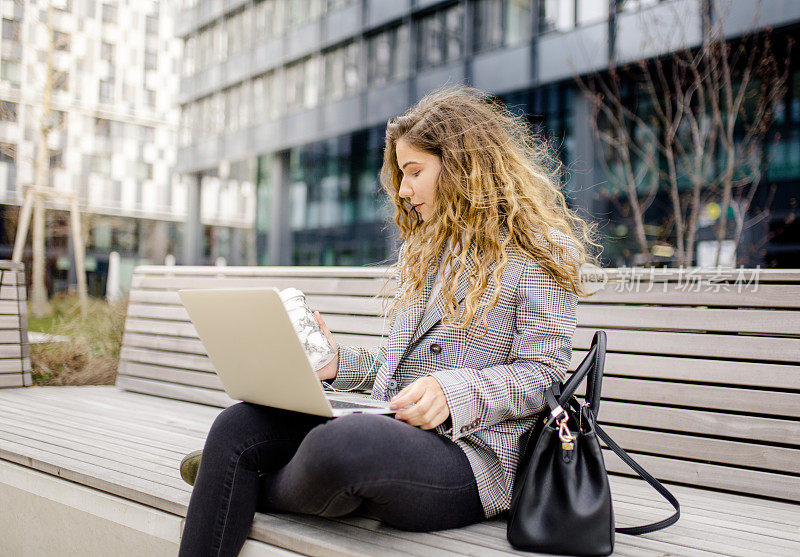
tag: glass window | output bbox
[505,0,532,47]
[367,25,410,85]
[324,42,360,101]
[328,0,357,10]
[323,47,344,102]
[287,0,326,28]
[179,105,191,145]
[418,5,464,69]
[541,0,575,33]
[91,153,111,175]
[266,71,281,119]
[226,12,241,55]
[53,70,68,91]
[343,41,360,94]
[2,18,20,42]
[418,12,443,69]
[577,0,607,26]
[183,36,195,75]
[101,3,116,23]
[145,14,159,35]
[618,0,660,11]
[285,59,307,111]
[304,56,320,109]
[239,80,252,128]
[99,79,114,102]
[101,41,114,61]
[1,59,21,85]
[368,31,392,86]
[443,3,464,62]
[214,22,227,63]
[225,86,239,132]
[144,50,157,70]
[395,24,410,79]
[212,93,225,134]
[252,76,265,122]
[0,100,17,121]
[140,125,155,142]
[49,150,64,169]
[95,117,111,137]
[256,0,285,38]
[473,0,503,52]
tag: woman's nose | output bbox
[398,181,413,199]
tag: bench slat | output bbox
[600,424,799,473]
[580,377,800,418]
[129,286,800,336]
[133,276,393,297]
[598,401,800,445]
[603,450,800,502]
[116,375,236,407]
[571,351,800,389]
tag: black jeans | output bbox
[178,402,485,557]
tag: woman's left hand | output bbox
[390,376,450,430]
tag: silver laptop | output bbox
[177,287,394,417]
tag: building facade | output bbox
[178,0,800,268]
[0,0,185,296]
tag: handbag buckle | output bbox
[578,401,591,431]
[558,416,576,451]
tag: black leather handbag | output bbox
[506,331,680,556]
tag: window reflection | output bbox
[288,126,387,233]
[474,0,532,52]
[417,4,463,70]
[324,41,360,101]
[367,24,410,86]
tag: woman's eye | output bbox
[412,170,421,177]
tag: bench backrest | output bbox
[0,261,32,388]
[118,264,800,503]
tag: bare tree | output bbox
[574,1,792,267]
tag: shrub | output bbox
[29,292,128,386]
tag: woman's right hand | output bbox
[313,311,339,381]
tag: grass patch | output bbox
[28,292,128,386]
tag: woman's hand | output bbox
[390,376,450,430]
[313,311,339,381]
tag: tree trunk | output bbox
[30,2,56,318]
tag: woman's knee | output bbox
[294,414,394,477]
[204,402,283,451]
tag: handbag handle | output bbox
[557,331,606,416]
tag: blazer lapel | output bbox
[408,250,477,346]
[386,243,443,376]
[386,228,509,376]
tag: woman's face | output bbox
[396,138,442,222]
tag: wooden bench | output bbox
[1,263,799,556]
[0,260,32,388]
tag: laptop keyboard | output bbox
[328,399,390,410]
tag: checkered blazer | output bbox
[330,227,579,518]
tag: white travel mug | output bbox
[278,288,337,373]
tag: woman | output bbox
[177,85,601,556]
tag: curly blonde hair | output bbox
[377,85,602,337]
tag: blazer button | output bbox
[430,343,442,354]
[387,378,398,390]
[460,425,469,433]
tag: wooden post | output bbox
[11,188,34,264]
[70,195,88,317]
